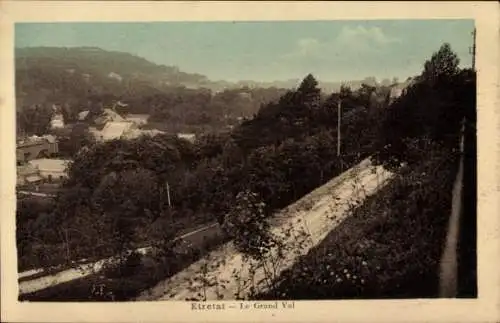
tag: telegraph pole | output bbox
[470,28,476,70]
[337,98,341,157]
[166,181,172,208]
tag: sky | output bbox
[15,20,475,83]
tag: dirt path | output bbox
[136,158,395,301]
[439,129,465,297]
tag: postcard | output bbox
[1,1,499,323]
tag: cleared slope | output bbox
[137,158,394,301]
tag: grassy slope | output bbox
[255,150,460,300]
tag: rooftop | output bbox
[78,110,90,121]
[17,164,39,176]
[103,108,125,122]
[28,159,71,172]
[100,121,135,141]
[17,135,57,147]
[123,128,164,140]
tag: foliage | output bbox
[374,43,474,169]
[253,145,459,299]
[222,191,275,259]
[17,104,54,136]
[54,123,97,158]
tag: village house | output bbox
[16,135,59,165]
[27,158,70,183]
[77,110,90,121]
[388,77,417,103]
[177,133,196,143]
[17,163,43,186]
[50,112,65,129]
[89,121,136,142]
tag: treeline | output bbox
[17,70,389,271]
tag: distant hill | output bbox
[15,46,215,109]
[15,47,389,105]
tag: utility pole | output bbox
[166,181,172,208]
[337,98,341,157]
[470,28,476,70]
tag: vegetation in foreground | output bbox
[254,145,459,299]
[236,43,476,299]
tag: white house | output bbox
[90,121,138,142]
[50,114,65,129]
[108,72,123,82]
[28,158,70,182]
[78,110,90,121]
[177,133,196,143]
[101,121,136,141]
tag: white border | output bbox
[1,1,499,322]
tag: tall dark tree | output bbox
[422,43,460,82]
[375,43,472,168]
[296,73,321,110]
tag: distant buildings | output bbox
[17,158,70,186]
[28,158,70,183]
[90,118,164,142]
[100,121,136,141]
[108,72,123,82]
[177,133,196,143]
[77,110,90,121]
[389,77,417,102]
[17,163,42,186]
[82,73,91,82]
[16,135,59,165]
[390,77,416,99]
[94,108,126,126]
[88,108,165,142]
[50,113,65,129]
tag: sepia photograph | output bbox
[1,1,499,323]
[14,18,478,302]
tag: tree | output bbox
[17,104,54,135]
[57,123,96,158]
[339,85,353,98]
[296,74,321,110]
[91,168,159,261]
[356,83,377,109]
[422,43,460,82]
